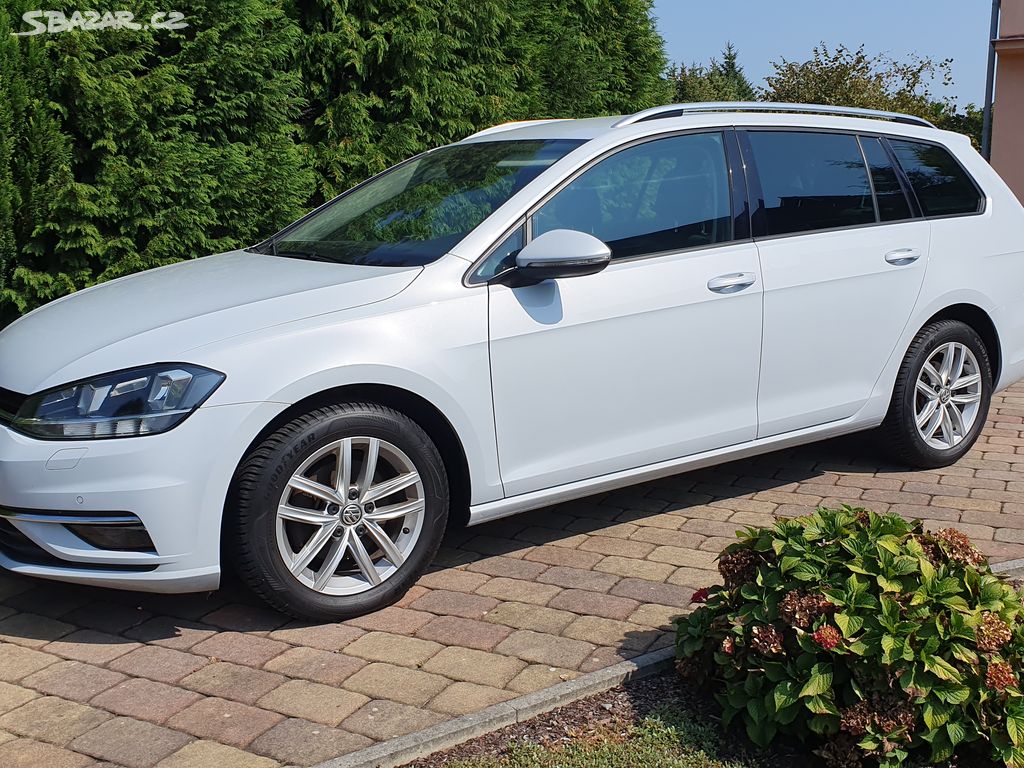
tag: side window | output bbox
[473,225,524,281]
[747,131,875,236]
[889,139,983,217]
[530,132,733,260]
[860,136,913,222]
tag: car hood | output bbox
[0,250,421,394]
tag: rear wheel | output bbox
[880,320,992,468]
[228,403,448,620]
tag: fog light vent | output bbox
[67,523,155,552]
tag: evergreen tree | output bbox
[0,0,313,323]
[717,43,756,101]
[669,43,757,103]
[515,0,670,119]
[288,0,524,201]
[289,0,668,201]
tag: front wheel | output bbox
[879,319,992,469]
[227,403,449,620]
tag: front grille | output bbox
[0,386,26,425]
[0,519,156,572]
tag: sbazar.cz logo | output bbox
[11,10,188,35]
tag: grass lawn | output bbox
[443,702,775,768]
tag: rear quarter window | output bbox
[889,139,984,218]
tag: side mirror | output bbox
[497,229,611,286]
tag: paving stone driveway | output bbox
[2,384,1024,768]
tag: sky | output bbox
[651,0,995,107]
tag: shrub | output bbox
[676,507,1024,768]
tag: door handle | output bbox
[707,272,757,294]
[884,248,922,266]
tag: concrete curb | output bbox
[312,645,677,768]
[992,557,1024,575]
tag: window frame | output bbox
[465,128,752,286]
[883,135,988,221]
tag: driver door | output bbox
[486,131,765,496]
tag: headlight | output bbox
[12,364,225,439]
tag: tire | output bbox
[227,402,449,621]
[879,320,993,469]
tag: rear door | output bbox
[744,129,930,437]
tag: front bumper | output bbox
[0,401,285,592]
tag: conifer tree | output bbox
[0,0,313,323]
[516,0,670,119]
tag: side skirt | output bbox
[467,415,879,527]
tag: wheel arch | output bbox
[921,303,1001,383]
[223,384,473,533]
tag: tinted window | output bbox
[531,132,733,260]
[265,139,584,267]
[889,139,983,217]
[860,136,913,222]
[748,131,875,236]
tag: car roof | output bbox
[457,102,961,147]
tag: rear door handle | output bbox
[885,248,922,266]
[707,272,757,294]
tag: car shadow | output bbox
[0,431,899,652]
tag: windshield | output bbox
[260,139,586,267]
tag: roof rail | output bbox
[612,102,936,129]
[465,119,567,140]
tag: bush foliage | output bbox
[676,508,1024,768]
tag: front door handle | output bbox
[885,248,922,266]
[707,272,757,294]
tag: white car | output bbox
[1,102,1022,619]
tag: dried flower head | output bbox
[840,693,915,739]
[840,701,872,736]
[749,624,785,657]
[913,534,943,567]
[986,661,1018,692]
[690,587,711,604]
[976,612,1013,653]
[720,636,735,656]
[814,625,842,651]
[718,548,761,590]
[933,528,985,567]
[779,589,836,629]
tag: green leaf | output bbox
[804,694,839,715]
[924,700,953,730]
[799,664,833,698]
[924,655,962,683]
[877,574,903,592]
[947,720,966,746]
[779,555,801,574]
[773,681,799,712]
[834,612,864,638]
[933,683,971,705]
[1009,708,1024,747]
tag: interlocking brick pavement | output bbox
[1,383,1024,766]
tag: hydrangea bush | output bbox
[675,507,1024,768]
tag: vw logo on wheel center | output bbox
[340,504,364,526]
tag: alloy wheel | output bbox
[275,437,425,595]
[914,342,983,450]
